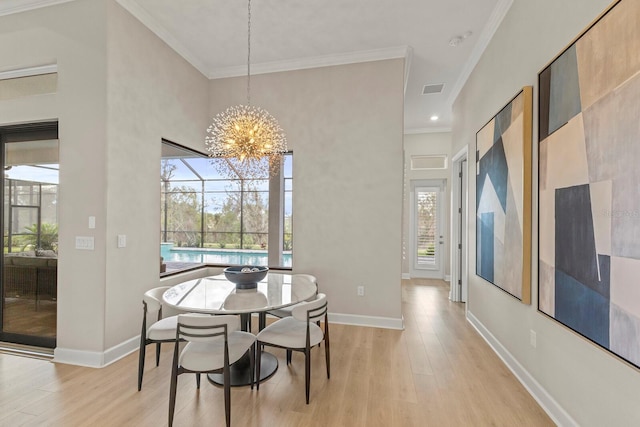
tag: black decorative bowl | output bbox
[224,266,269,289]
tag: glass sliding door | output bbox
[1,123,59,348]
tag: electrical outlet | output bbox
[530,330,537,348]
[357,285,365,297]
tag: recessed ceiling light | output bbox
[430,115,439,121]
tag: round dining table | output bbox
[162,272,317,386]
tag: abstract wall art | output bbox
[476,86,532,304]
[538,0,640,368]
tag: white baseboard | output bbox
[104,336,139,366]
[467,311,578,427]
[402,272,449,281]
[53,312,405,368]
[329,313,404,330]
[54,336,139,368]
[54,347,104,367]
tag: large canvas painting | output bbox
[538,0,640,368]
[476,87,532,303]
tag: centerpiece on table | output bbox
[224,266,268,289]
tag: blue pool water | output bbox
[161,245,292,268]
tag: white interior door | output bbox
[410,180,445,279]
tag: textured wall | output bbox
[452,0,640,425]
[209,59,405,322]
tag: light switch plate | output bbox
[117,234,126,248]
[75,236,94,250]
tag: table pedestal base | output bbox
[208,351,278,387]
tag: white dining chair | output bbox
[138,286,183,391]
[256,293,330,404]
[168,313,256,427]
[266,274,318,319]
[263,274,319,364]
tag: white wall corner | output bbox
[54,336,139,368]
[115,0,209,77]
[466,311,578,427]
[402,273,411,280]
[444,275,451,282]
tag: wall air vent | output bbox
[422,83,444,95]
[411,155,447,170]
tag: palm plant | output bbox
[21,222,58,251]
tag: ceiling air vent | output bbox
[422,83,444,95]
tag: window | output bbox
[160,141,292,271]
[283,155,293,252]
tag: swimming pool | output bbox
[160,245,292,268]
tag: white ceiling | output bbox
[3,0,513,133]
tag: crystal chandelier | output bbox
[205,0,287,179]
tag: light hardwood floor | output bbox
[0,279,554,426]
[3,298,56,338]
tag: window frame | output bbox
[160,139,292,271]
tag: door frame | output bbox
[409,179,446,279]
[450,146,468,302]
[0,122,58,349]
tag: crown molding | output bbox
[446,0,514,107]
[403,46,413,95]
[0,0,76,17]
[207,45,413,80]
[0,63,57,80]
[115,0,210,77]
[115,0,411,82]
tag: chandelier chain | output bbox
[205,0,287,179]
[247,0,251,106]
